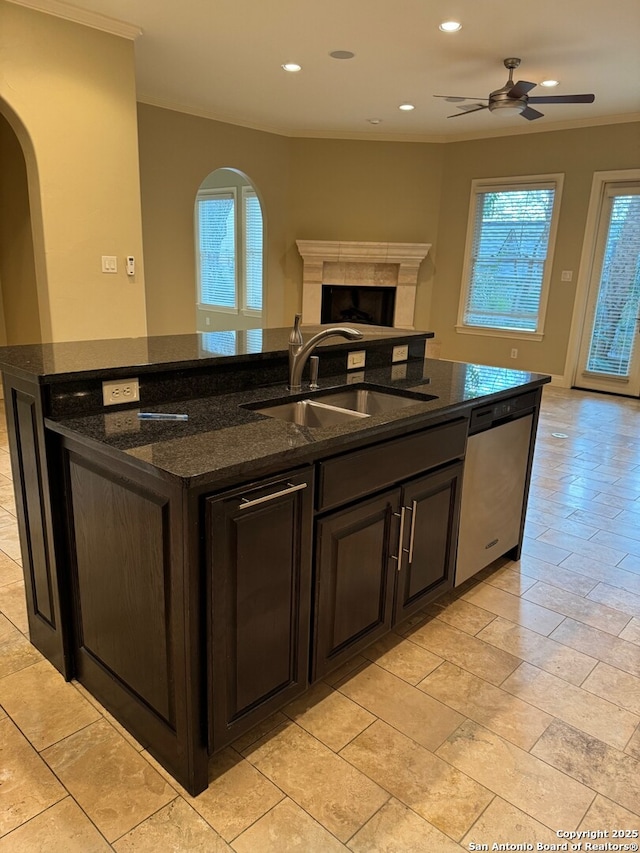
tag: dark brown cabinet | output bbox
[312,420,467,680]
[313,489,400,679]
[206,467,313,750]
[393,462,463,624]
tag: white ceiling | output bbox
[20,0,640,141]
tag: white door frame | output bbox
[562,169,640,389]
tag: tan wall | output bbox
[137,103,291,335]
[2,0,635,370]
[0,1,146,342]
[0,113,40,344]
[433,122,640,374]
[287,138,444,328]
[137,111,446,335]
[138,114,638,377]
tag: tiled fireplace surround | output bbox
[297,240,431,329]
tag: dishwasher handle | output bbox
[468,390,539,435]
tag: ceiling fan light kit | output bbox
[435,57,595,121]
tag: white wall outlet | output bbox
[347,370,365,385]
[510,348,518,359]
[561,270,573,282]
[102,377,140,406]
[391,363,407,381]
[392,344,409,363]
[126,256,135,276]
[101,255,117,273]
[347,350,366,370]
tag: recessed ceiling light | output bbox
[367,118,383,125]
[399,103,415,111]
[540,79,559,87]
[329,50,355,60]
[439,20,462,32]
[281,63,302,73]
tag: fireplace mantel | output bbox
[296,240,431,329]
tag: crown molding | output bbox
[6,0,142,39]
[442,112,640,143]
[136,95,290,137]
[138,95,640,144]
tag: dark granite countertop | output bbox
[46,358,551,489]
[0,326,432,384]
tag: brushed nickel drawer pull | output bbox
[239,482,307,509]
[391,506,406,568]
[408,500,418,564]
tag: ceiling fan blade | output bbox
[508,80,537,98]
[456,102,487,112]
[447,105,488,118]
[520,106,544,121]
[528,94,595,104]
[434,95,488,102]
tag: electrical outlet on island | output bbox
[102,378,140,406]
[347,350,366,370]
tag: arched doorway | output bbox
[0,105,45,345]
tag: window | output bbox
[197,189,236,310]
[457,175,563,340]
[196,184,263,315]
[243,187,263,313]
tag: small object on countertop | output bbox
[137,412,189,421]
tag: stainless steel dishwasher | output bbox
[455,391,538,586]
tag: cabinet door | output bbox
[393,462,463,625]
[207,467,313,750]
[312,489,400,681]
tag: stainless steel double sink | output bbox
[245,385,438,427]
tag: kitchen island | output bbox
[0,327,550,794]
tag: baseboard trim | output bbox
[549,374,571,388]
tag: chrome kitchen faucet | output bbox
[288,314,363,392]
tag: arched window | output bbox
[195,169,264,330]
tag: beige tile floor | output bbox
[1,385,640,851]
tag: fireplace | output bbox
[321,285,396,326]
[296,240,431,329]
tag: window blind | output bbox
[462,186,556,333]
[243,190,263,312]
[585,188,640,377]
[197,193,236,309]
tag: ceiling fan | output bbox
[434,57,595,121]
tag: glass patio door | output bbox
[575,183,640,396]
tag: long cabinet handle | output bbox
[390,506,406,566]
[407,500,418,564]
[239,481,307,509]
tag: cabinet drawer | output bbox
[317,417,468,512]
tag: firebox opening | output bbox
[321,285,396,327]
